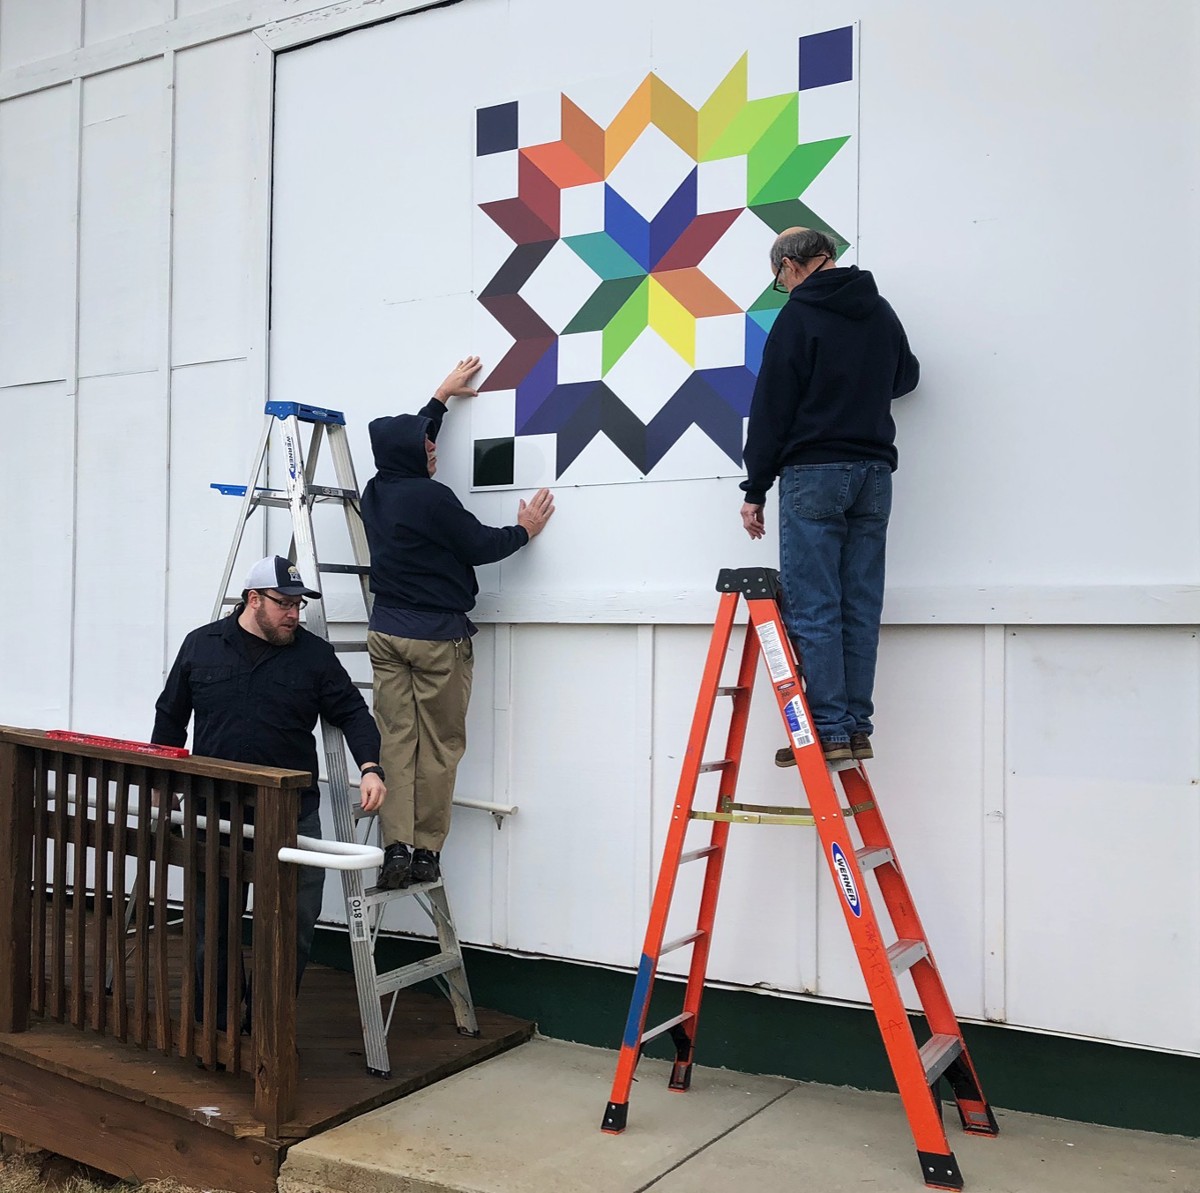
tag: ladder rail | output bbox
[605,591,740,1122]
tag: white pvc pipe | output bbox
[47,794,382,871]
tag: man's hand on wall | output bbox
[517,488,555,538]
[433,355,483,403]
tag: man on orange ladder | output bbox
[740,228,919,764]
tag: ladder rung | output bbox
[249,495,292,509]
[715,686,746,696]
[308,485,359,500]
[375,950,461,996]
[920,1033,963,1085]
[679,845,718,865]
[855,845,894,871]
[362,878,442,907]
[353,680,372,690]
[332,642,369,652]
[698,760,732,773]
[887,939,929,975]
[639,1011,693,1046]
[660,930,705,956]
[691,809,815,826]
[318,563,370,575]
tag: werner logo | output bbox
[831,843,861,917]
[285,434,298,480]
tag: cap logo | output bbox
[287,565,301,582]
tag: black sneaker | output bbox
[378,842,412,890]
[410,848,441,885]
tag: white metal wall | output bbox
[0,0,1197,1058]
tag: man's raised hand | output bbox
[434,355,483,403]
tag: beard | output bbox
[254,604,297,646]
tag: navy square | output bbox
[476,102,519,156]
[474,437,515,487]
[798,26,854,91]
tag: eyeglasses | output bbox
[772,260,790,293]
[259,591,307,611]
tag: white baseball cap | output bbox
[243,555,322,599]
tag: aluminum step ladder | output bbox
[602,567,998,1191]
[212,400,478,1077]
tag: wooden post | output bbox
[251,783,298,1136]
[0,743,35,1032]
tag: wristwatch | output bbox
[360,765,385,781]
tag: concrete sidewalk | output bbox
[279,1038,1199,1193]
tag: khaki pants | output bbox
[368,631,474,852]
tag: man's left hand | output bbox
[359,773,386,813]
[741,502,765,540]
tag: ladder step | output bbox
[332,642,370,652]
[855,845,894,871]
[264,400,346,425]
[639,1011,694,1046]
[308,484,359,501]
[698,759,732,773]
[375,950,462,996]
[679,845,718,865]
[362,878,443,907]
[353,680,372,690]
[318,563,370,575]
[715,686,746,696]
[660,930,705,956]
[887,939,929,975]
[920,1033,964,1086]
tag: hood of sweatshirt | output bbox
[368,413,433,479]
[789,264,880,320]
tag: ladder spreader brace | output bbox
[211,400,480,1078]
[602,567,998,1191]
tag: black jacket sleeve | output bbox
[318,653,382,766]
[151,641,193,747]
[893,329,920,399]
[418,398,447,439]
[430,489,530,566]
[741,307,810,506]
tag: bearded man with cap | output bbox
[152,555,386,1035]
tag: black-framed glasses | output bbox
[259,591,307,611]
[772,260,790,293]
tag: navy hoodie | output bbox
[360,400,529,615]
[741,266,919,505]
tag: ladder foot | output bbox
[601,1101,628,1134]
[457,1026,482,1038]
[367,1065,392,1079]
[917,1150,963,1191]
[668,1060,693,1092]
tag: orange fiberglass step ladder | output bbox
[601,567,998,1191]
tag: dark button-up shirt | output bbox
[151,614,380,819]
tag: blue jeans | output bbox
[778,462,892,745]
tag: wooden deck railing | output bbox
[0,726,311,1135]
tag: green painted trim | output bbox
[310,929,1200,1138]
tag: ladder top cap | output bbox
[715,567,782,599]
[265,401,346,426]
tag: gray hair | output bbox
[770,228,839,272]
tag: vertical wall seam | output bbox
[65,74,83,727]
[981,624,1007,1021]
[160,48,177,674]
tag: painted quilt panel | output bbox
[471,27,859,489]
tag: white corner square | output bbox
[560,181,605,237]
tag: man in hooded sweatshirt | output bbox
[740,228,919,765]
[362,356,555,889]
